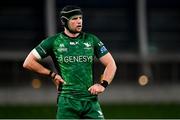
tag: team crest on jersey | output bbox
[84,42,92,50]
[84,43,91,47]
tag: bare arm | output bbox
[23,52,51,76]
[23,51,64,86]
[99,52,117,84]
[88,53,117,95]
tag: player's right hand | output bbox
[53,74,66,89]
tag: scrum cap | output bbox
[60,5,83,25]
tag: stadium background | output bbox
[0,0,180,119]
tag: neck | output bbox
[64,28,80,38]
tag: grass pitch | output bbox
[0,103,180,119]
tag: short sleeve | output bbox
[33,37,55,59]
[93,35,108,59]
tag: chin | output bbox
[77,27,82,31]
[76,30,82,33]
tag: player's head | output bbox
[60,5,83,34]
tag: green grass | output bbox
[0,103,180,119]
[102,103,180,119]
[0,105,56,119]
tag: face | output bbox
[68,15,83,33]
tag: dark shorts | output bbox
[56,96,104,119]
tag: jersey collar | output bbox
[62,32,83,40]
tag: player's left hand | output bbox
[88,84,105,95]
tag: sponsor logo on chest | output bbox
[58,55,93,63]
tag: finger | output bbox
[60,79,66,84]
[91,90,95,95]
[91,88,96,95]
[94,91,98,95]
[54,75,63,82]
[59,79,67,84]
[54,77,63,83]
[95,89,99,95]
[89,87,93,94]
[88,86,92,91]
[58,79,64,83]
[55,79,60,85]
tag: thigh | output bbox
[82,100,105,119]
[56,96,81,119]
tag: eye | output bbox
[71,16,82,20]
[72,17,78,20]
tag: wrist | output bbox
[49,71,57,79]
[49,71,53,77]
[100,80,109,88]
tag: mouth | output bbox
[77,25,82,28]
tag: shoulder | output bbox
[40,33,61,45]
[44,33,61,41]
[83,32,97,38]
[82,32,100,41]
[35,33,61,50]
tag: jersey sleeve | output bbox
[93,35,109,59]
[32,37,54,59]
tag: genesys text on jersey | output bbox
[58,55,93,63]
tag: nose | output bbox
[77,17,82,23]
[77,21,82,26]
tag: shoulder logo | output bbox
[100,46,107,53]
[98,41,104,46]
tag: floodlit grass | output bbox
[102,103,180,119]
[0,103,180,119]
[0,105,56,119]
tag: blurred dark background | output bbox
[0,0,180,118]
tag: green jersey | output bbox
[33,32,108,100]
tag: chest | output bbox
[55,40,94,56]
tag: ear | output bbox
[61,17,65,25]
[61,20,65,25]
